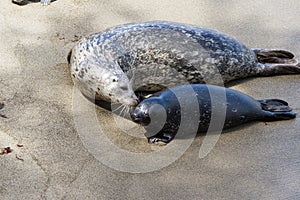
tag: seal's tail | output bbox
[257,98,297,121]
[252,48,300,75]
[258,99,292,112]
[263,111,297,121]
[253,49,295,64]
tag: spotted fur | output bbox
[69,21,300,106]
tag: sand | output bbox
[0,0,300,199]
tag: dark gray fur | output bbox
[131,84,296,144]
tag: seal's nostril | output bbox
[121,86,128,90]
[130,112,135,119]
[128,95,139,106]
[119,82,128,90]
[130,112,144,124]
[130,112,138,121]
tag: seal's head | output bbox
[75,63,139,106]
[98,71,139,106]
[130,97,166,126]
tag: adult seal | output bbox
[68,21,300,106]
[130,84,297,144]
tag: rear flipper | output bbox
[252,48,300,76]
[262,111,296,121]
[258,98,292,112]
[258,98,297,121]
[253,48,296,64]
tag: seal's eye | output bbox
[111,76,119,83]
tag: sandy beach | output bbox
[1,0,300,199]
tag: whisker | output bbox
[111,103,124,113]
[124,106,130,118]
[118,105,131,119]
[120,105,128,118]
[125,106,131,119]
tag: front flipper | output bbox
[148,132,175,144]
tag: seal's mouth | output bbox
[130,111,150,126]
[121,95,139,107]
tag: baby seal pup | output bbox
[68,21,300,106]
[130,84,296,144]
